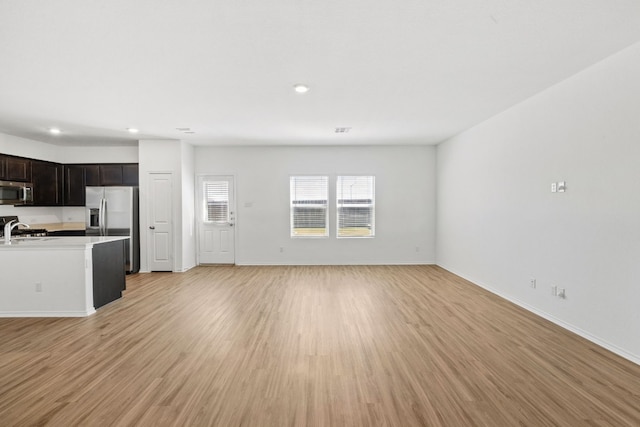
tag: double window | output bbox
[290,175,375,238]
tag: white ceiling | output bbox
[1,0,640,147]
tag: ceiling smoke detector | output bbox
[335,127,351,133]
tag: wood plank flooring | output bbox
[1,265,639,426]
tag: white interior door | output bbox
[197,175,235,264]
[148,173,173,271]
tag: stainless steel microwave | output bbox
[0,180,33,205]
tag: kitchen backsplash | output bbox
[0,205,85,226]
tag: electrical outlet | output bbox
[551,285,557,296]
[279,247,284,253]
[557,181,566,192]
[551,182,557,193]
[415,246,420,252]
[35,282,42,292]
[529,278,536,288]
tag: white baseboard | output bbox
[234,261,436,266]
[437,264,640,366]
[0,309,96,317]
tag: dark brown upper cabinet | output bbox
[122,164,139,186]
[1,153,140,207]
[1,155,32,182]
[0,155,6,179]
[64,165,86,206]
[31,160,63,206]
[84,165,100,186]
[99,164,124,186]
[84,164,139,186]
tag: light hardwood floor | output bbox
[1,265,639,426]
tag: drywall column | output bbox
[138,139,196,273]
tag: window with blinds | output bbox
[203,180,230,223]
[337,176,375,238]
[290,176,329,237]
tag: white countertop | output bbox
[0,236,129,250]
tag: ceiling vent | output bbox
[335,127,351,133]
[176,127,195,134]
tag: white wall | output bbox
[436,41,640,363]
[195,145,436,265]
[0,134,138,164]
[0,133,59,162]
[59,145,138,163]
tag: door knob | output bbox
[149,226,155,230]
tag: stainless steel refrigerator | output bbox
[86,186,140,273]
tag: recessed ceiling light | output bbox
[127,128,139,134]
[49,128,61,135]
[293,84,309,94]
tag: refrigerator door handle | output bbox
[102,198,108,235]
[99,198,105,235]
[98,199,102,235]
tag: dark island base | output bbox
[92,239,127,309]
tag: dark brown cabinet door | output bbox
[78,163,139,187]
[31,161,62,206]
[6,156,32,182]
[64,165,86,206]
[0,155,7,179]
[84,165,100,186]
[100,165,123,186]
[122,164,139,186]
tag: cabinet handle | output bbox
[149,226,155,230]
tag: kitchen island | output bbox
[0,236,129,317]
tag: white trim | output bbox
[0,309,96,317]
[235,261,435,266]
[195,174,237,265]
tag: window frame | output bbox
[202,180,230,224]
[289,175,329,238]
[336,175,375,239]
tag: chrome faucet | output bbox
[3,220,30,244]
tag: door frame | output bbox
[145,171,174,272]
[196,174,237,265]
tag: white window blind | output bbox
[204,181,229,223]
[290,176,328,237]
[337,176,375,238]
